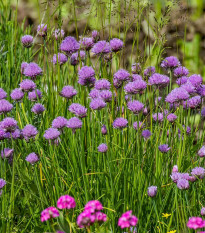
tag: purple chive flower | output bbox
[113,118,128,129]
[176,76,188,86]
[101,125,107,135]
[197,85,205,97]
[53,53,68,65]
[148,73,170,88]
[40,207,59,222]
[94,79,111,90]
[20,79,36,92]
[152,113,164,122]
[181,82,196,94]
[0,88,7,99]
[201,107,205,117]
[142,129,151,139]
[99,90,112,102]
[144,66,156,77]
[177,178,189,190]
[158,144,171,153]
[77,210,96,228]
[92,30,100,42]
[174,66,189,77]
[60,36,80,55]
[53,29,65,40]
[23,62,43,79]
[187,96,201,109]
[0,179,6,189]
[4,128,22,140]
[187,217,205,230]
[97,143,108,153]
[201,208,205,216]
[22,124,38,140]
[172,165,178,173]
[80,37,94,50]
[131,63,141,74]
[78,66,96,86]
[127,100,144,114]
[124,80,147,94]
[0,128,6,140]
[114,69,130,82]
[167,113,177,122]
[147,186,157,197]
[31,103,45,114]
[133,121,145,130]
[91,40,111,55]
[37,24,47,37]
[21,35,33,48]
[188,74,203,88]
[1,117,17,132]
[70,51,86,66]
[89,89,100,99]
[44,128,60,140]
[165,87,190,104]
[1,148,14,159]
[0,99,13,114]
[52,117,68,129]
[67,117,82,133]
[57,195,76,209]
[10,88,24,101]
[84,200,103,213]
[191,167,205,179]
[110,38,124,52]
[198,146,205,157]
[90,98,106,110]
[69,103,87,118]
[21,62,28,74]
[28,89,42,101]
[25,152,39,164]
[118,211,138,229]
[161,56,180,69]
[60,85,77,99]
[132,74,143,82]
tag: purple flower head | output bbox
[118,211,138,229]
[89,89,100,99]
[70,51,86,66]
[92,30,100,42]
[99,90,112,102]
[188,74,203,88]
[124,80,147,94]
[201,107,205,117]
[191,167,205,179]
[25,152,39,164]
[97,143,108,153]
[198,146,205,157]
[77,210,96,228]
[31,103,45,114]
[197,85,205,97]
[95,212,107,222]
[0,179,6,189]
[148,73,170,88]
[53,29,65,40]
[201,208,205,216]
[187,217,205,230]
[187,96,201,109]
[101,125,107,135]
[80,37,94,50]
[114,69,130,82]
[147,186,157,197]
[181,82,196,94]
[110,38,124,52]
[69,103,87,118]
[1,117,17,132]
[60,85,77,99]
[171,172,190,182]
[165,87,190,104]
[21,35,33,48]
[0,128,6,140]
[176,76,188,86]
[131,63,141,74]
[10,88,24,101]
[174,66,189,77]
[142,129,151,139]
[133,121,145,130]
[113,118,128,129]
[90,98,106,110]
[127,100,144,114]
[78,66,96,87]
[22,124,38,140]
[177,178,189,190]
[94,79,111,90]
[161,56,180,69]
[21,62,28,74]
[84,200,103,213]
[0,100,13,114]
[53,53,68,65]
[40,207,59,222]
[1,148,14,159]
[167,113,177,122]
[172,165,178,173]
[44,128,60,140]
[52,117,68,129]
[152,113,164,122]
[37,24,47,37]
[91,40,111,55]
[28,89,42,101]
[132,74,143,82]
[0,88,7,99]
[23,62,43,79]
[144,66,156,77]
[67,117,82,133]
[20,79,36,92]
[57,195,76,209]
[158,144,171,153]
[60,36,80,55]
[4,128,22,140]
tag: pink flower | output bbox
[187,217,205,229]
[84,200,103,213]
[95,212,107,222]
[77,210,96,228]
[57,195,76,209]
[118,211,138,229]
[40,207,59,222]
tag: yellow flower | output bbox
[167,231,176,233]
[162,213,171,219]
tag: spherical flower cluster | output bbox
[144,66,156,77]
[0,99,13,114]
[25,152,39,164]
[20,79,36,92]
[53,53,68,65]
[127,100,144,114]
[1,117,17,132]
[113,118,128,129]
[94,79,111,90]
[191,167,205,179]
[40,207,59,222]
[198,146,205,157]
[69,103,87,118]
[167,113,177,122]
[60,36,80,55]
[1,148,14,158]
[131,63,141,74]
[67,117,82,133]
[158,144,171,153]
[172,165,178,173]
[97,143,108,153]
[170,172,190,183]
[101,125,107,135]
[53,29,65,40]
[181,82,196,94]
[124,80,147,94]
[177,178,190,189]
[52,117,68,129]
[10,88,24,101]
[22,124,38,140]
[78,66,96,86]
[152,113,164,122]
[21,35,33,48]
[91,40,111,55]
[147,186,157,197]
[21,62,28,74]
[60,85,77,99]
[23,62,43,79]
[80,37,94,50]
[0,179,6,189]
[187,96,201,109]
[28,89,42,101]
[176,76,188,86]
[197,85,205,97]
[110,38,123,52]
[37,24,47,37]
[161,56,180,69]
[148,73,170,88]
[90,98,106,110]
[99,90,112,102]
[187,217,205,230]
[118,211,138,229]
[142,129,151,139]
[114,69,130,88]
[174,66,189,77]
[89,89,100,99]
[188,74,203,88]
[70,51,86,66]
[0,88,7,99]
[31,103,45,114]
[132,74,143,81]
[165,87,190,104]
[92,30,100,42]
[57,195,76,209]
[133,121,145,130]
[44,128,60,140]
[0,128,6,140]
